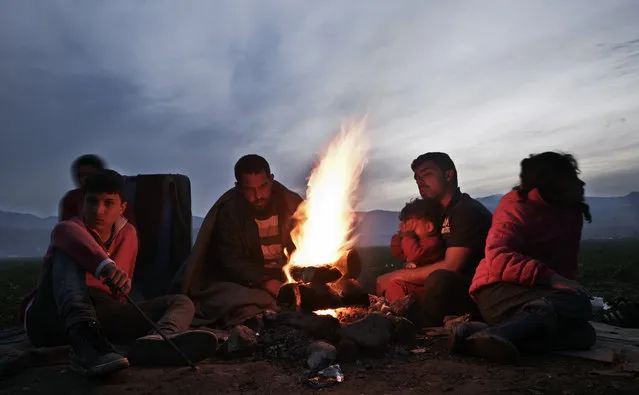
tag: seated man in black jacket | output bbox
[210,154,303,296]
[174,155,303,327]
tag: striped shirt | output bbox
[254,215,284,268]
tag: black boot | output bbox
[67,321,129,376]
[464,312,546,364]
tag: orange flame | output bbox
[284,120,369,283]
[313,309,338,318]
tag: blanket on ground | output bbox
[190,281,278,327]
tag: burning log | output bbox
[277,283,302,311]
[332,248,362,279]
[275,311,341,342]
[330,277,369,307]
[277,283,343,312]
[287,250,360,284]
[289,266,343,284]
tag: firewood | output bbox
[330,277,370,306]
[277,282,343,312]
[304,282,344,311]
[275,311,341,342]
[277,283,302,311]
[288,266,343,283]
[333,249,362,279]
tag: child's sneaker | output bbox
[67,321,129,376]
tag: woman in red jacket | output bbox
[450,152,595,363]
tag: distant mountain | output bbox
[353,193,639,246]
[2,193,639,258]
[0,210,57,230]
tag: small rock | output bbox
[337,338,360,362]
[306,341,337,371]
[240,315,264,333]
[220,325,259,357]
[338,313,393,354]
[395,347,411,357]
[388,315,417,344]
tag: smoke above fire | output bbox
[284,120,369,282]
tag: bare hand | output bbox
[549,274,589,296]
[100,264,132,296]
[404,262,417,269]
[261,279,283,298]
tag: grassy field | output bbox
[0,257,42,328]
[1,239,638,329]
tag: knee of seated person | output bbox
[423,270,456,293]
[572,292,596,321]
[561,322,597,350]
[171,294,195,311]
[51,251,79,268]
[546,290,594,321]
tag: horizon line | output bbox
[2,190,638,219]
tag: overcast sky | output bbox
[1,1,638,217]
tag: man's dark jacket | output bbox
[207,182,303,286]
[172,181,303,295]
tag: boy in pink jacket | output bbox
[21,170,216,376]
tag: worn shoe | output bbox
[448,321,489,354]
[67,321,129,376]
[128,329,218,366]
[464,330,520,364]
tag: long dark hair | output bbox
[517,152,592,223]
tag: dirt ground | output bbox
[1,338,638,395]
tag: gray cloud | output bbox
[1,0,639,216]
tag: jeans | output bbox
[474,282,595,350]
[26,251,195,347]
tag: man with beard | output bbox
[377,152,492,326]
[174,155,303,327]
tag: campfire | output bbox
[220,122,421,388]
[278,121,370,316]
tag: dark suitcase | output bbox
[123,174,192,300]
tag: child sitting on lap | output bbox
[391,198,445,269]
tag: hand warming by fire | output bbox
[283,120,369,282]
